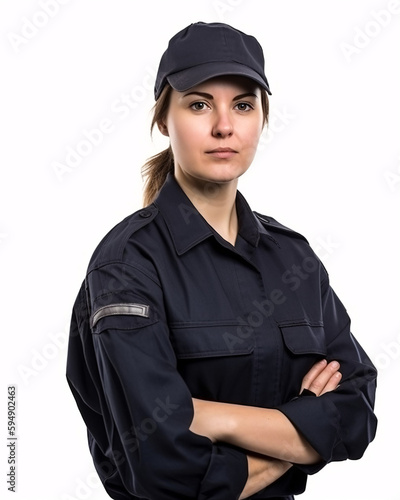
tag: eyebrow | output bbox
[182,91,258,100]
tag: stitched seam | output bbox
[95,290,147,302]
[177,346,254,358]
[170,320,240,328]
[326,319,351,348]
[88,261,161,288]
[278,320,324,328]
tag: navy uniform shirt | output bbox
[66,173,377,500]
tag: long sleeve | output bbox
[67,180,378,498]
[276,272,378,473]
[67,260,248,499]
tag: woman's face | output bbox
[159,76,264,187]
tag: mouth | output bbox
[206,147,238,159]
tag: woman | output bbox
[66,22,377,499]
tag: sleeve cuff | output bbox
[199,443,248,500]
[276,395,341,474]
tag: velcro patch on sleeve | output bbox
[90,303,150,328]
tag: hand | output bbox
[239,453,292,499]
[300,359,342,397]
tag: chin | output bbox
[195,174,238,186]
[197,166,248,184]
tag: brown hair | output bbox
[141,84,269,206]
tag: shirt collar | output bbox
[153,173,275,255]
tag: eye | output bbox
[190,101,210,111]
[235,102,253,112]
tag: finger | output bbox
[300,359,328,393]
[319,371,342,396]
[308,361,341,397]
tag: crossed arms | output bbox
[190,359,342,498]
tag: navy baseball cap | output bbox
[154,22,272,100]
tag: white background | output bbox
[1,1,399,499]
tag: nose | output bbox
[212,108,233,138]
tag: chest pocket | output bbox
[170,322,256,403]
[170,322,255,359]
[279,321,327,356]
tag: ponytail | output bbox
[141,146,174,206]
[141,85,174,206]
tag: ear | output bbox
[157,120,169,137]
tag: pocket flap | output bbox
[280,323,326,355]
[170,323,254,359]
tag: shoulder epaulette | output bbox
[254,212,309,244]
[88,205,158,271]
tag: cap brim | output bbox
[167,61,271,95]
